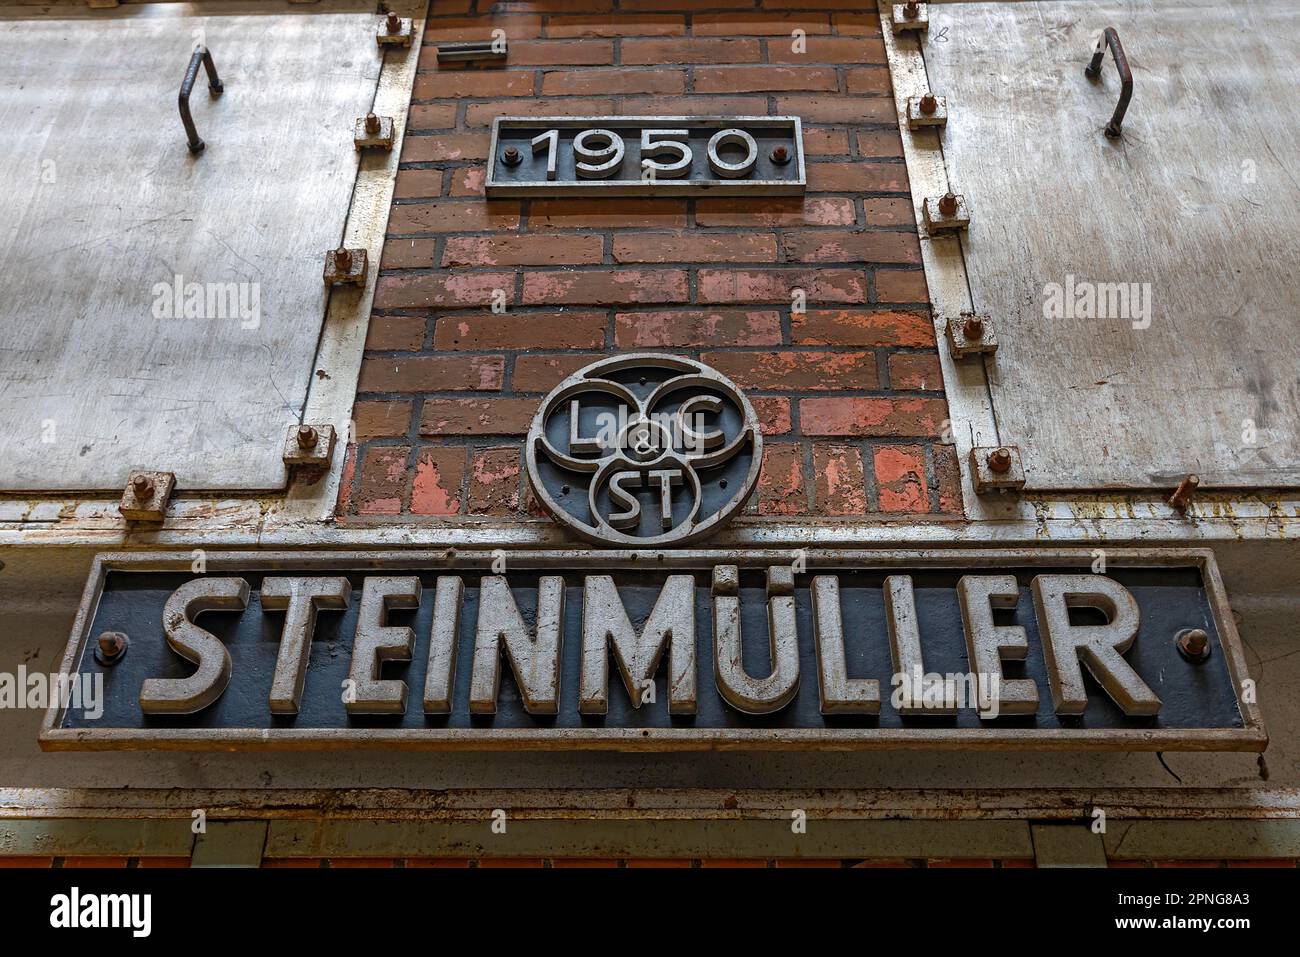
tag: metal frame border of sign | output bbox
[484,116,807,197]
[39,547,1266,753]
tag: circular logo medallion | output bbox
[525,354,763,547]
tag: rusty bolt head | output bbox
[364,113,381,135]
[502,146,521,166]
[385,11,400,32]
[1176,627,1210,662]
[962,315,985,340]
[938,192,959,216]
[297,425,319,449]
[334,248,352,272]
[1168,473,1200,512]
[987,447,1013,474]
[94,631,128,665]
[904,1,920,18]
[920,93,938,115]
[131,474,154,500]
[770,145,790,164]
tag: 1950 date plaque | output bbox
[485,116,806,197]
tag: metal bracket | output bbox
[354,113,395,151]
[923,192,969,233]
[436,40,509,64]
[376,12,414,48]
[283,424,336,468]
[945,314,997,358]
[119,470,175,522]
[970,447,1026,494]
[178,45,223,154]
[1084,27,1133,138]
[323,248,368,286]
[907,93,948,130]
[891,2,929,33]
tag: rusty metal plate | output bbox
[485,116,806,197]
[40,549,1264,752]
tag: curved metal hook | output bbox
[179,45,224,154]
[1084,27,1132,138]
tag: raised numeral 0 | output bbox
[707,129,759,179]
[573,129,625,179]
[640,129,692,179]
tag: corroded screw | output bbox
[987,447,1013,474]
[96,631,128,664]
[502,146,521,166]
[1168,473,1200,512]
[131,474,154,500]
[938,192,959,216]
[1176,628,1210,663]
[364,112,381,135]
[920,93,938,115]
[770,145,790,164]
[297,425,318,449]
[386,11,400,32]
[334,248,352,272]
[962,315,985,339]
[904,1,920,19]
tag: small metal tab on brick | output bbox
[970,446,1025,494]
[119,470,175,522]
[891,2,929,33]
[923,192,970,234]
[946,313,997,358]
[436,40,509,64]
[323,247,368,286]
[376,12,414,48]
[354,113,395,151]
[907,93,948,129]
[283,423,336,468]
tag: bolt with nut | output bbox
[770,145,790,164]
[919,93,938,115]
[1176,627,1211,663]
[334,248,352,272]
[962,315,985,340]
[904,1,921,19]
[131,474,155,500]
[297,425,319,450]
[385,11,400,33]
[364,113,381,135]
[987,447,1013,474]
[938,192,959,217]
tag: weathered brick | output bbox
[622,38,762,65]
[336,444,357,514]
[693,66,837,93]
[435,312,607,350]
[808,162,908,193]
[801,128,851,155]
[932,443,963,514]
[411,446,466,515]
[751,396,792,435]
[614,309,781,348]
[875,268,929,303]
[776,95,895,124]
[424,16,542,43]
[393,168,443,201]
[365,315,426,351]
[873,444,928,513]
[353,400,413,440]
[619,95,767,116]
[694,12,831,35]
[813,444,869,514]
[832,12,883,35]
[757,443,807,515]
[387,200,519,234]
[846,66,893,95]
[857,129,904,158]
[697,268,866,304]
[513,353,605,392]
[695,197,855,227]
[545,14,684,37]
[887,353,942,391]
[414,70,534,100]
[442,234,603,267]
[863,198,914,226]
[355,446,410,515]
[612,233,775,264]
[407,104,457,130]
[465,98,614,127]
[380,239,437,270]
[781,230,920,265]
[522,269,688,305]
[448,167,486,197]
[703,351,877,391]
[529,198,687,230]
[768,37,887,64]
[358,355,504,393]
[400,133,490,163]
[801,397,946,437]
[507,40,614,66]
[542,69,686,96]
[420,398,537,436]
[468,447,522,514]
[373,272,516,311]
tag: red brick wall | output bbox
[339,1,961,521]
